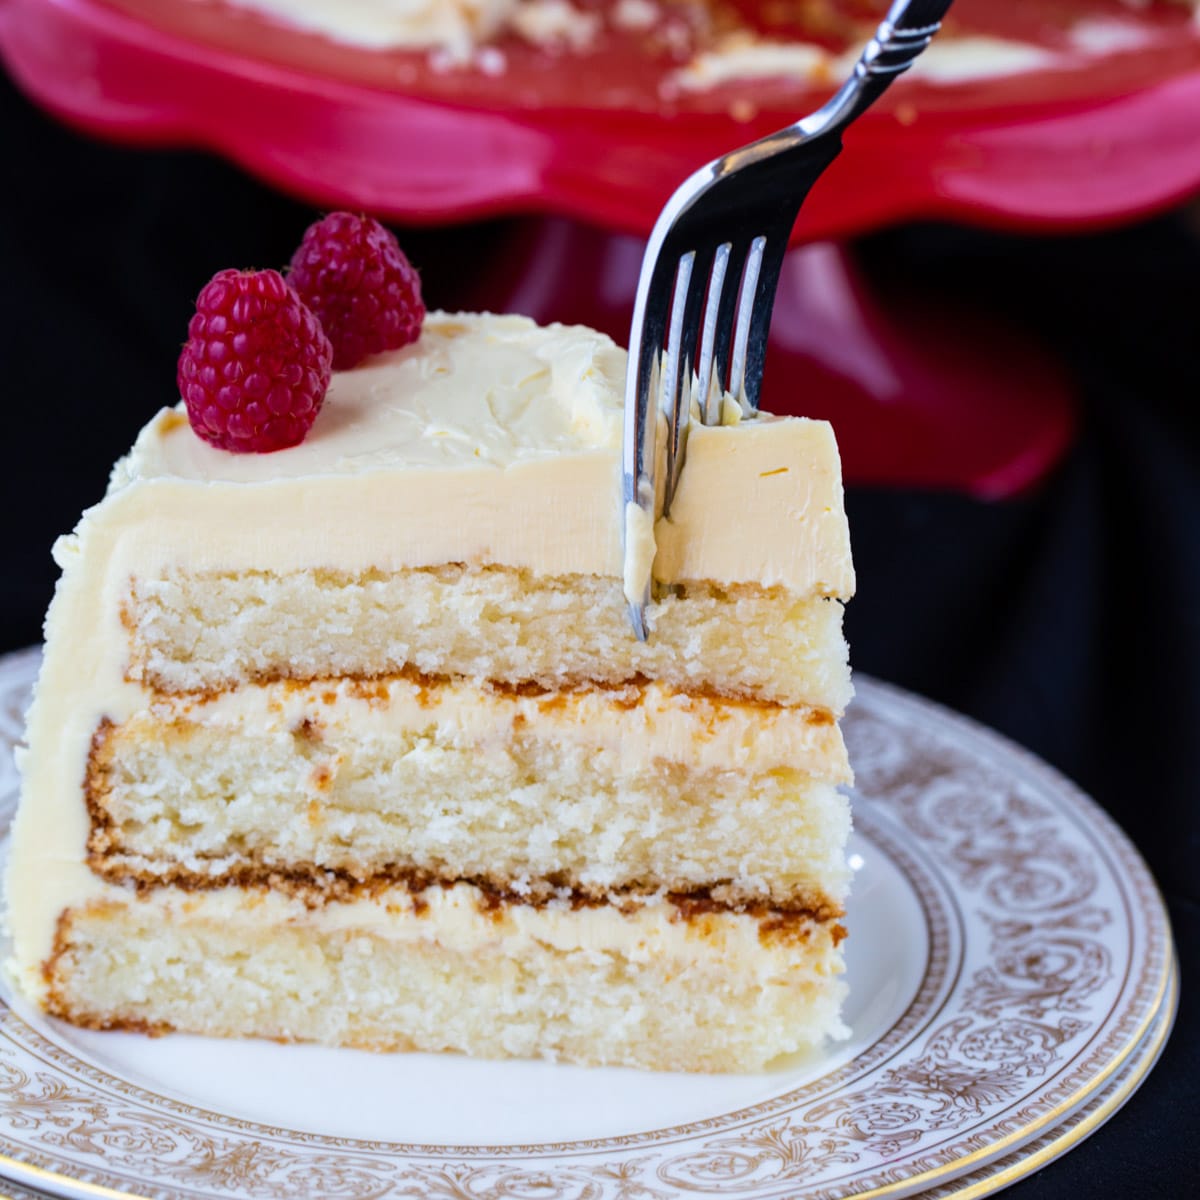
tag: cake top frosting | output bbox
[89,311,853,597]
[122,313,626,485]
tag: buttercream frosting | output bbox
[98,312,853,592]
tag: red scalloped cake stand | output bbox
[9,0,1188,494]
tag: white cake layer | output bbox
[124,567,852,706]
[46,884,847,1071]
[87,675,852,908]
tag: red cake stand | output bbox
[4,0,1196,494]
[4,0,1199,234]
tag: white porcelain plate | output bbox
[0,648,1176,1200]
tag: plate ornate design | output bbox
[0,648,1174,1200]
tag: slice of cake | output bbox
[5,309,855,1072]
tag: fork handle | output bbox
[816,0,955,134]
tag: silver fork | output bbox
[621,0,953,639]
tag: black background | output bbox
[2,67,1197,1195]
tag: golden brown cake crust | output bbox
[84,701,850,915]
[86,720,844,923]
[79,850,846,927]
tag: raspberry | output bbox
[287,212,425,370]
[177,268,332,453]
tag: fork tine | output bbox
[727,236,766,412]
[739,231,792,415]
[696,242,731,427]
[663,246,716,512]
[709,239,751,420]
[660,251,694,513]
[622,253,674,640]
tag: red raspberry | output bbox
[177,268,332,453]
[287,212,425,370]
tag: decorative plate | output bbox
[1,0,1199,236]
[0,986,1178,1200]
[0,647,1176,1200]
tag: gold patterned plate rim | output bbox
[0,648,1177,1200]
[924,958,1177,1200]
[0,957,1179,1200]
